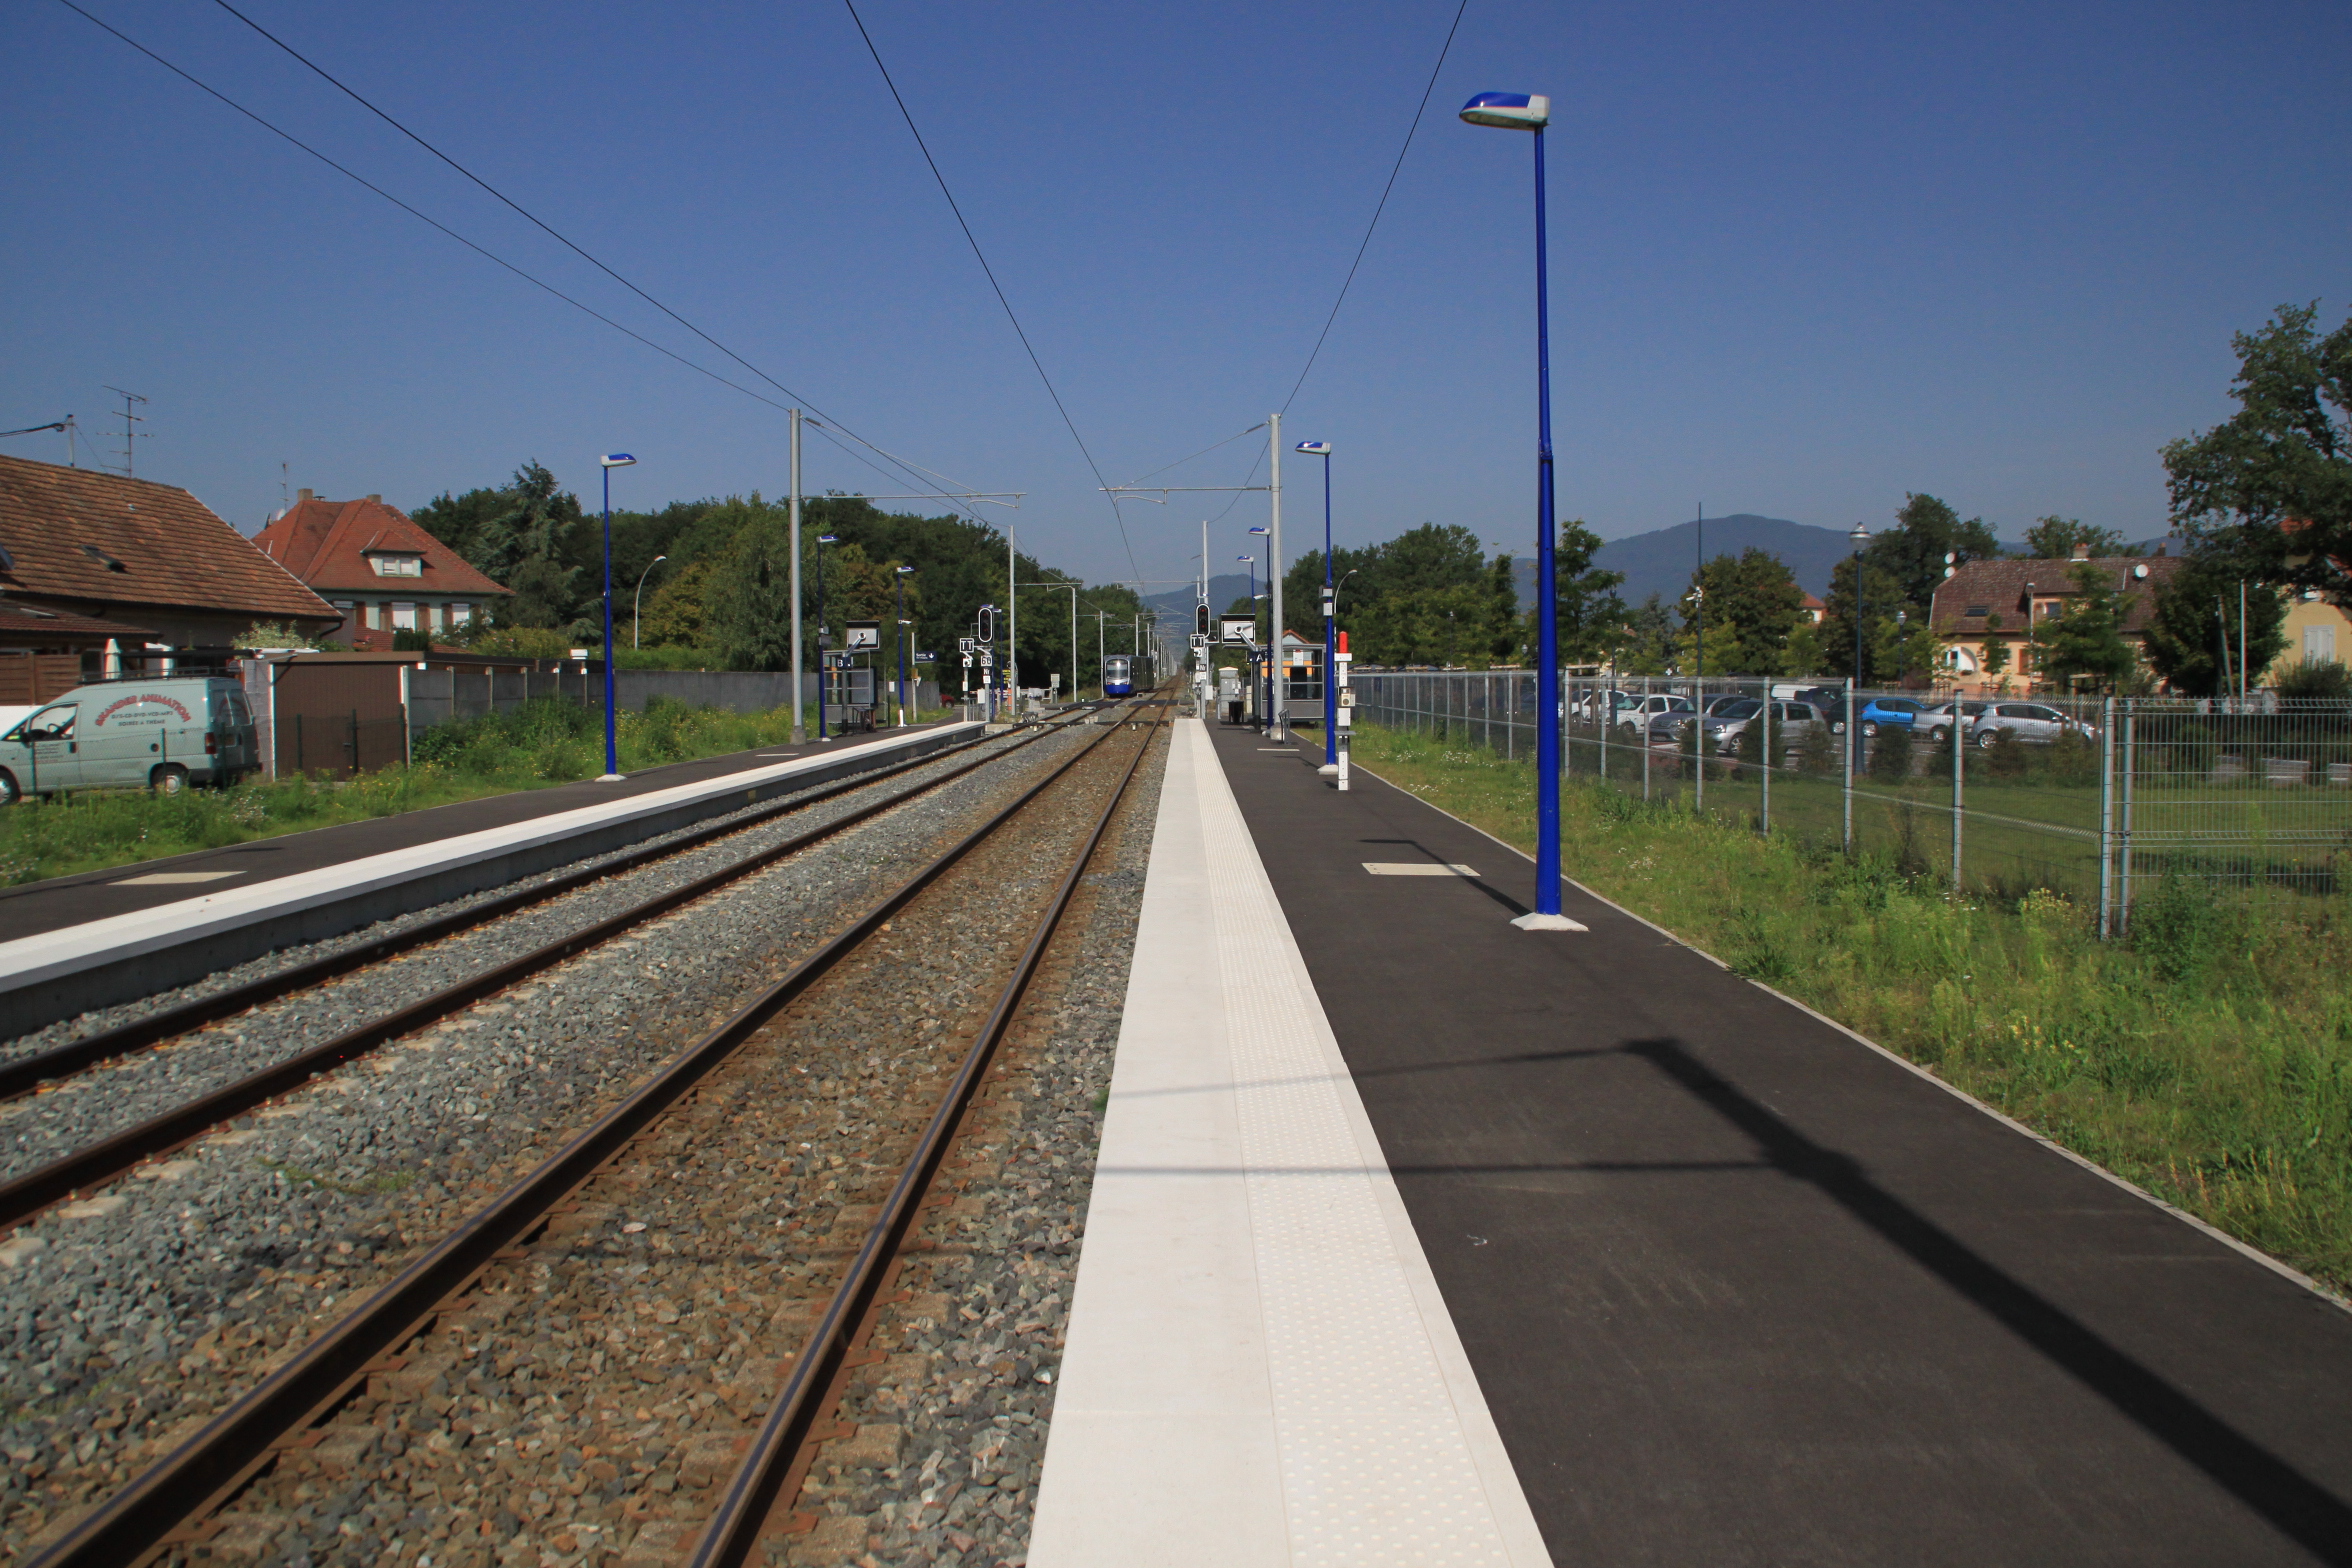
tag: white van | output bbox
[0,677,260,803]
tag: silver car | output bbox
[1974,700,2097,747]
[1918,699,1991,744]
[1703,699,1827,753]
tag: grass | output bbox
[1346,721,2352,1295]
[0,696,901,887]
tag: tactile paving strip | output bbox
[1190,724,1543,1567]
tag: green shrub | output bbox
[1979,726,2028,778]
[1868,724,1915,782]
[2129,871,2233,983]
[2043,729,2101,786]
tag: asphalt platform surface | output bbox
[1208,718,2352,1568]
[0,723,943,945]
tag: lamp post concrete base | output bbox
[1510,911,1587,931]
[597,772,627,783]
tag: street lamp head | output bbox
[1850,522,1870,544]
[650,553,667,565]
[817,534,839,545]
[599,453,637,469]
[1294,440,1332,456]
[895,565,915,575]
[1459,92,1550,130]
[1237,555,1254,563]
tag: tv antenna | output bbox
[102,386,148,477]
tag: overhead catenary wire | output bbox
[51,0,995,527]
[1114,1,1471,555]
[838,0,1146,591]
[1281,0,1471,415]
[203,0,1003,521]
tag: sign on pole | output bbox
[1220,614,1256,646]
[844,620,881,651]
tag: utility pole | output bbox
[1007,525,1018,714]
[789,409,805,742]
[1269,412,1285,739]
[103,387,147,477]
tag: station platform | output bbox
[0,720,977,1037]
[1037,715,2352,1567]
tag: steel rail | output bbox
[26,701,1147,1568]
[686,712,1162,1568]
[0,714,1088,1229]
[0,720,1051,1101]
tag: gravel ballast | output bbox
[0,718,1106,1560]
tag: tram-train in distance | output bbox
[1103,655,1133,697]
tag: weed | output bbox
[1349,721,2352,1291]
[255,1157,418,1197]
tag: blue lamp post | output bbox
[597,453,636,781]
[815,533,839,741]
[894,564,916,726]
[1461,90,1575,929]
[1294,440,1337,768]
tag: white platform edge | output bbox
[0,722,981,992]
[1029,720,1551,1567]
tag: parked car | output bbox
[1856,696,1928,737]
[0,676,260,803]
[1615,693,1694,733]
[1703,699,1828,752]
[1917,700,1991,743]
[1573,688,1640,724]
[1791,685,1856,731]
[1973,701,2097,747]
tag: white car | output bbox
[1615,693,1694,733]
[1973,701,2097,747]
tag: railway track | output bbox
[0,712,1098,1230]
[18,701,1165,1567]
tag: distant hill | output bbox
[1141,574,1255,623]
[1564,515,1860,604]
[1514,516,2181,606]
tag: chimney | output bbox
[297,488,314,503]
[2155,542,2168,557]
[2070,542,2090,561]
[367,494,381,504]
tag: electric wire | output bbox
[1280,0,1471,415]
[202,0,999,522]
[838,0,1146,590]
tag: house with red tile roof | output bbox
[0,455,337,696]
[1929,544,2184,693]
[253,490,511,650]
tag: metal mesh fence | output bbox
[1347,671,2352,935]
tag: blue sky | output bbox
[5,0,2346,590]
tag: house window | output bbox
[2307,624,2338,664]
[446,602,471,627]
[391,603,418,630]
[371,555,424,578]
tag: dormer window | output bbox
[370,554,424,578]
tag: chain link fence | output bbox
[1349,670,2352,935]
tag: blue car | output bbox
[1856,696,1927,737]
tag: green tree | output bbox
[1615,594,1679,676]
[1866,493,2002,607]
[2031,562,2138,690]
[1978,611,2013,683]
[1817,557,1907,682]
[2141,548,2289,696]
[413,461,587,628]
[1683,547,1804,673]
[705,510,799,670]
[2163,301,2352,607]
[2021,516,2130,560]
[1548,519,1628,665]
